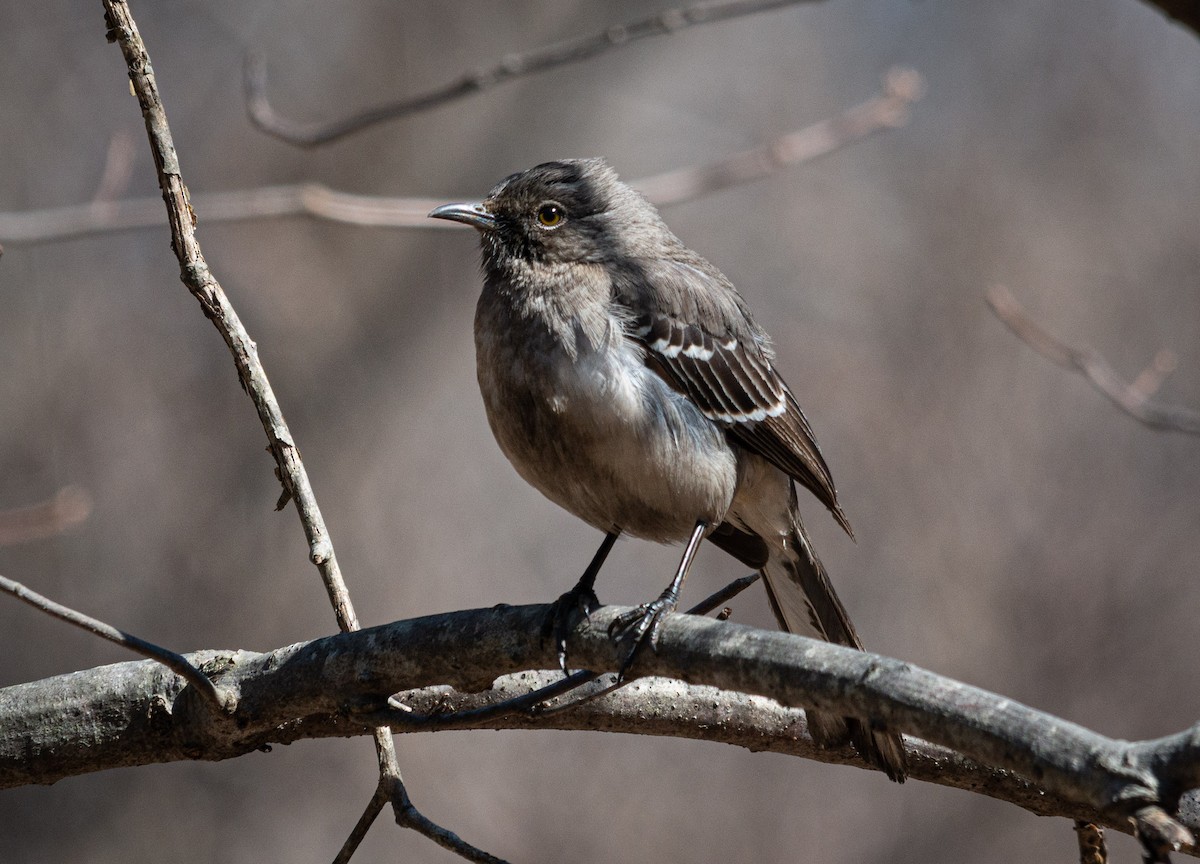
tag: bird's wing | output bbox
[614,255,851,535]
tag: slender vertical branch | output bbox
[101,0,357,635]
[99,4,503,862]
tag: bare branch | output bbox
[0,486,92,546]
[333,787,389,864]
[386,670,1200,850]
[386,573,760,728]
[376,746,510,864]
[331,735,512,864]
[987,285,1200,435]
[99,5,494,862]
[0,185,446,244]
[634,67,922,205]
[4,603,1198,856]
[0,70,919,246]
[0,572,232,711]
[245,0,825,147]
[333,726,509,864]
[102,0,359,627]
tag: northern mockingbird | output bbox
[430,158,906,782]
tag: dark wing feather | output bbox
[615,256,852,536]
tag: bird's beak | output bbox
[428,201,497,230]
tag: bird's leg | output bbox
[544,530,620,672]
[608,520,707,680]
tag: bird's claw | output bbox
[543,583,600,673]
[607,598,672,680]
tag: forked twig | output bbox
[987,285,1200,435]
[0,573,232,711]
[246,0,821,147]
[100,3,496,861]
[336,747,508,864]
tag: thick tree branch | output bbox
[387,573,759,724]
[382,672,1197,844]
[987,285,1200,435]
[0,69,920,245]
[2,604,1197,855]
[245,0,825,147]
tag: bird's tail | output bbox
[760,508,908,783]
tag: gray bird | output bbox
[430,158,906,782]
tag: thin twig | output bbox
[0,486,92,546]
[686,572,761,615]
[100,4,494,862]
[634,66,922,205]
[333,786,388,864]
[0,572,232,711]
[245,0,822,147]
[987,285,1200,435]
[0,186,447,244]
[0,69,921,245]
[333,759,512,864]
[103,0,360,660]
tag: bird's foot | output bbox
[607,596,675,681]
[542,582,600,673]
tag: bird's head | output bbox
[429,159,662,272]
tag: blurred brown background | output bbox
[2,2,1199,862]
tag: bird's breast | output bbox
[473,290,740,541]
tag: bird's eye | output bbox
[536,203,565,228]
